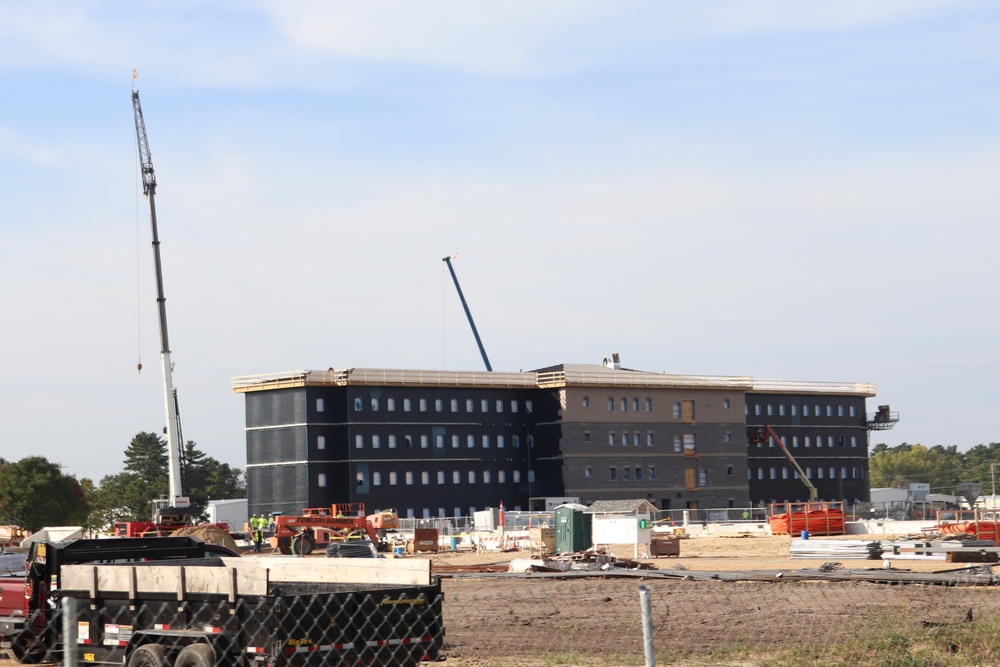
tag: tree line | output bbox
[869,442,1000,494]
[0,432,245,533]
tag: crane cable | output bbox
[133,69,143,374]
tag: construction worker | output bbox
[251,514,264,553]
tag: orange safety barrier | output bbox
[769,508,845,537]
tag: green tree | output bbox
[182,441,246,517]
[0,456,88,532]
[123,431,169,488]
[868,443,961,491]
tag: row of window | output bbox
[581,396,733,415]
[754,435,859,448]
[749,402,857,418]
[341,397,533,415]
[750,466,866,480]
[335,468,536,487]
[346,433,531,450]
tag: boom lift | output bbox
[748,424,818,502]
[131,90,190,527]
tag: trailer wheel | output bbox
[174,643,213,667]
[292,533,314,556]
[11,628,46,664]
[127,643,168,667]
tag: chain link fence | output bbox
[442,575,1000,667]
[11,571,1000,667]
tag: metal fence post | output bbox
[639,585,655,667]
[62,597,78,667]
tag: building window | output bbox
[497,435,505,448]
[355,435,364,449]
[354,398,363,412]
[791,436,798,447]
[635,467,642,481]
[318,473,327,487]
[849,405,857,417]
[818,468,824,479]
[827,405,833,417]
[387,398,395,412]
[511,400,518,413]
[467,435,475,448]
[421,471,429,485]
[583,395,590,408]
[610,432,616,446]
[373,472,382,486]
[482,435,490,448]
[526,400,533,413]
[389,472,398,486]
[498,470,506,483]
[724,432,732,442]
[779,404,786,416]
[437,471,445,484]
[389,435,397,449]
[316,398,325,412]
[838,405,844,417]
[790,404,797,416]
[466,399,474,412]
[584,431,592,442]
[803,404,810,416]
[754,404,761,416]
[727,466,734,475]
[766,404,773,416]
[453,471,461,484]
[770,467,776,480]
[403,398,412,412]
[435,435,444,448]
[371,397,379,411]
[468,471,476,484]
[511,435,519,448]
[723,398,731,410]
[482,399,489,412]
[805,467,812,479]
[621,433,629,446]
[420,435,428,449]
[452,435,460,448]
[496,399,504,413]
[648,466,655,480]
[484,470,492,484]
[673,402,681,418]
[610,467,617,481]
[513,470,521,483]
[758,468,764,480]
[830,467,836,479]
[632,397,639,412]
[828,436,835,447]
[585,467,593,478]
[683,434,697,457]
[405,471,414,485]
[435,399,443,412]
[317,435,326,450]
[804,436,811,447]
[851,436,858,447]
[372,435,380,449]
[608,397,615,412]
[624,468,632,481]
[419,398,427,412]
[646,398,652,412]
[633,432,640,446]
[673,436,682,453]
[451,399,459,412]
[647,432,654,446]
[621,397,628,412]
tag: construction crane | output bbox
[132,90,189,522]
[748,425,818,502]
[442,254,493,371]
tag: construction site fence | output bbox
[44,576,1000,667]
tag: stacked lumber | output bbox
[790,539,882,559]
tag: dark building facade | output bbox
[745,383,879,505]
[234,364,888,518]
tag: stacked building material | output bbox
[790,539,883,559]
[769,507,845,536]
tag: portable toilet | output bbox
[555,504,592,554]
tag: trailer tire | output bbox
[127,643,168,667]
[11,628,46,664]
[174,642,213,667]
[292,533,314,556]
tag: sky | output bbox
[2,1,999,484]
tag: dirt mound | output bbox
[172,525,242,555]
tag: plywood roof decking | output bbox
[232,364,875,396]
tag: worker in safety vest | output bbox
[251,514,264,553]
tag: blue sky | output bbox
[2,1,998,483]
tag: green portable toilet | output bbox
[555,505,592,554]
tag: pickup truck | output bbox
[10,536,444,667]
